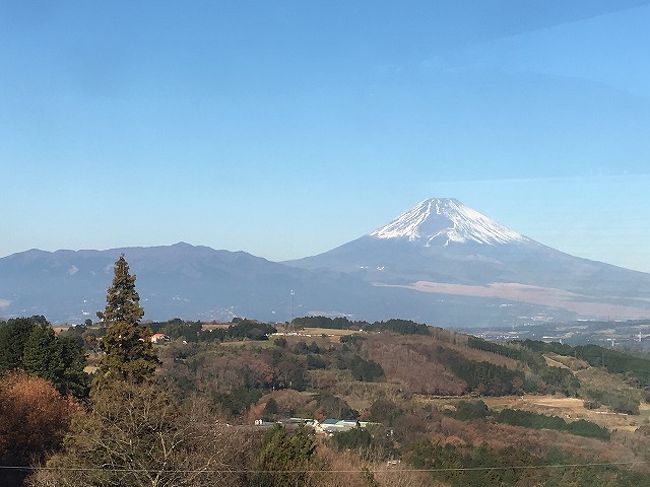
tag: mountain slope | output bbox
[0,243,379,323]
[288,198,650,319]
[0,242,589,326]
[3,199,650,324]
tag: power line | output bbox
[0,461,647,474]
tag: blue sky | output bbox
[2,1,650,271]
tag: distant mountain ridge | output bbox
[2,199,650,325]
[0,242,366,322]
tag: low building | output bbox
[315,419,370,434]
[252,417,375,434]
[253,419,301,430]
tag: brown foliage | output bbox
[186,350,276,396]
[248,389,314,421]
[362,333,524,397]
[364,337,466,395]
[308,369,340,390]
[428,414,635,463]
[0,372,77,465]
[315,444,439,487]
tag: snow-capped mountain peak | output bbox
[369,198,527,246]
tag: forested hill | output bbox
[2,314,650,487]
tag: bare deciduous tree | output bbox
[28,382,255,487]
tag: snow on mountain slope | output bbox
[287,197,650,310]
[369,198,528,246]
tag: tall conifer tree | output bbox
[97,255,158,381]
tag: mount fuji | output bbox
[369,198,527,246]
[2,199,650,326]
[287,198,650,321]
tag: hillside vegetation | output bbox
[2,312,650,486]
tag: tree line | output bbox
[292,316,431,335]
[0,316,88,398]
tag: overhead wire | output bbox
[0,460,647,474]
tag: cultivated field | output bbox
[420,394,650,432]
[272,327,361,345]
[200,322,231,330]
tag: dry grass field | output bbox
[218,340,275,349]
[301,327,360,337]
[271,327,361,345]
[420,394,650,432]
[200,322,231,331]
[575,366,645,401]
[543,353,570,369]
[544,352,589,370]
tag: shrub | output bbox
[316,394,356,420]
[251,425,316,487]
[262,398,279,421]
[0,371,77,486]
[496,408,609,440]
[368,398,404,425]
[332,426,372,450]
[306,354,327,369]
[273,337,287,348]
[437,347,525,396]
[212,388,263,415]
[350,357,384,382]
[451,400,490,421]
[584,389,640,415]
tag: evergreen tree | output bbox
[0,317,40,371]
[1,317,88,398]
[262,398,279,421]
[97,255,158,382]
[23,324,57,380]
[251,424,316,487]
[53,336,89,398]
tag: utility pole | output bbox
[289,289,295,326]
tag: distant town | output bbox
[463,319,650,352]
